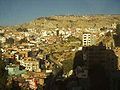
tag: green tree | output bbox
[100,27,107,31]
[19,37,28,44]
[10,80,21,90]
[62,59,73,74]
[6,37,14,45]
[116,24,120,34]
[113,24,120,46]
[17,28,28,32]
[0,59,8,89]
[67,36,81,42]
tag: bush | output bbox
[62,59,73,74]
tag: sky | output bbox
[0,0,120,26]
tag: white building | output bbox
[82,32,96,46]
[0,36,6,43]
[83,32,92,46]
[20,57,41,72]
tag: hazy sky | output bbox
[0,0,120,26]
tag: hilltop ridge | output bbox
[21,15,120,29]
[1,15,120,31]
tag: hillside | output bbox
[18,15,120,29]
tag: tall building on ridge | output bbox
[82,32,96,46]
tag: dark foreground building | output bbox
[44,43,120,90]
[66,43,118,90]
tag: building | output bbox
[82,43,118,72]
[82,32,91,46]
[0,36,6,43]
[82,43,118,90]
[5,64,26,76]
[20,57,41,72]
[66,43,117,90]
[26,78,37,90]
[110,71,120,90]
[82,32,96,46]
[75,66,88,79]
[21,71,46,88]
[114,47,120,70]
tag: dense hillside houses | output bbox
[0,15,120,89]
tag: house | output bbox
[22,71,46,86]
[26,78,37,90]
[5,63,26,76]
[114,47,120,70]
[0,36,6,43]
[20,57,41,72]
